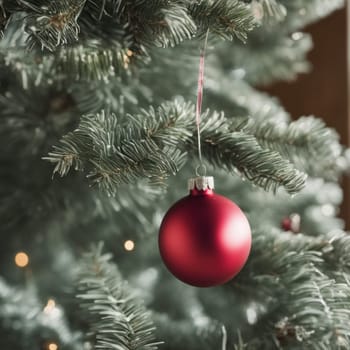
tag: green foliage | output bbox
[231,229,350,349]
[258,0,287,22]
[0,278,81,350]
[47,97,346,196]
[200,111,307,194]
[45,100,313,195]
[0,0,255,85]
[188,0,256,41]
[20,0,86,51]
[241,116,345,180]
[76,244,160,350]
[224,32,312,85]
[280,0,344,30]
[44,104,190,195]
[0,0,349,349]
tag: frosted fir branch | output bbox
[153,313,223,350]
[0,1,8,36]
[55,42,131,82]
[151,4,196,47]
[252,0,287,22]
[249,0,343,33]
[0,13,52,87]
[81,0,196,55]
[232,229,350,348]
[84,0,123,20]
[317,232,350,278]
[280,0,344,30]
[19,0,86,51]
[44,104,191,195]
[45,98,347,195]
[0,80,76,161]
[199,111,307,194]
[45,100,309,194]
[43,103,187,186]
[1,0,341,85]
[1,0,255,83]
[71,75,143,115]
[76,244,161,350]
[206,75,291,125]
[128,0,196,48]
[0,277,81,349]
[232,0,343,85]
[207,78,348,178]
[226,32,312,85]
[240,116,344,180]
[2,13,134,83]
[188,0,256,42]
[108,0,254,46]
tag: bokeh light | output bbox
[48,343,58,350]
[44,299,56,314]
[15,252,29,267]
[124,240,135,251]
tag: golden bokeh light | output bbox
[124,240,135,251]
[44,299,56,314]
[15,252,29,267]
[48,343,58,350]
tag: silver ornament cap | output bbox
[188,176,214,191]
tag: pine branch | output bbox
[19,0,86,51]
[280,0,344,30]
[45,106,189,195]
[199,111,307,194]
[206,77,349,179]
[129,0,196,48]
[232,229,350,348]
[56,42,131,82]
[188,0,256,42]
[234,1,343,86]
[0,277,81,349]
[0,13,53,88]
[225,32,312,85]
[206,76,291,125]
[71,75,143,115]
[0,1,8,36]
[253,0,287,22]
[1,0,256,83]
[44,97,347,195]
[0,80,76,159]
[82,0,196,56]
[153,313,223,350]
[84,0,122,20]
[45,101,309,195]
[240,115,345,180]
[317,232,350,278]
[76,244,160,350]
[248,0,343,32]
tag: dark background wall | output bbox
[263,8,349,229]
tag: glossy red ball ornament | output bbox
[159,176,251,287]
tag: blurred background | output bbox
[262,6,349,228]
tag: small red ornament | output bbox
[281,213,301,234]
[159,176,251,287]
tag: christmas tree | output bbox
[1,0,350,349]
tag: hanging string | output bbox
[221,325,227,350]
[195,29,209,176]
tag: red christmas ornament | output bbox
[281,213,301,234]
[159,176,251,287]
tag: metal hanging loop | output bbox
[195,164,207,177]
